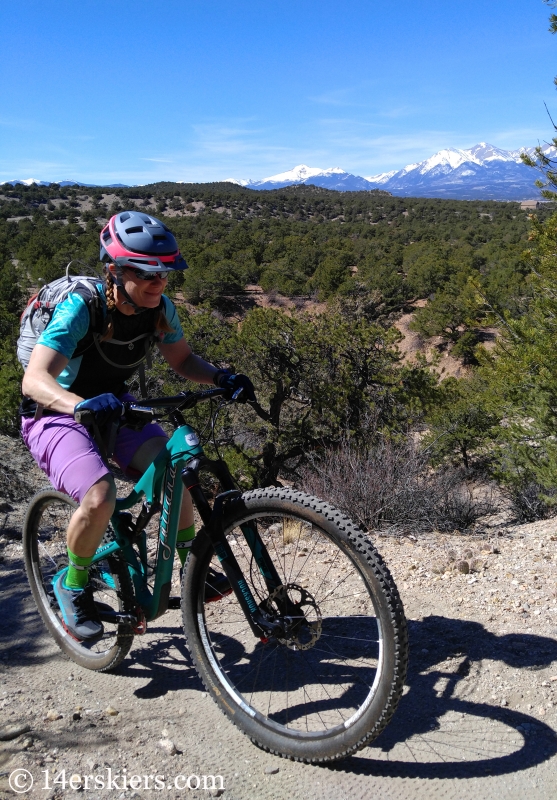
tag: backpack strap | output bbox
[91,330,157,369]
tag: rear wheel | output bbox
[182,488,408,762]
[23,489,135,671]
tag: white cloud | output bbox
[2,109,552,186]
[309,87,362,107]
[140,157,174,163]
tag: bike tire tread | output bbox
[182,487,408,763]
[23,489,135,673]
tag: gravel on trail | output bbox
[1,433,557,800]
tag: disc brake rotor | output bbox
[268,583,322,651]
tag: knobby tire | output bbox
[181,488,408,763]
[23,489,134,672]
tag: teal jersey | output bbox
[37,284,183,393]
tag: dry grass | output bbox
[300,436,499,535]
[282,519,305,544]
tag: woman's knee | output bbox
[81,475,116,516]
[129,436,168,473]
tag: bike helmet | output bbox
[99,211,188,272]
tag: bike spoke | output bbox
[201,511,382,735]
[28,493,132,667]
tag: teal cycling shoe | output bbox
[52,573,104,641]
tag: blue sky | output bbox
[1,0,556,185]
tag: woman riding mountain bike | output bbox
[19,210,255,643]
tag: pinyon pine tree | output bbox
[480,212,557,494]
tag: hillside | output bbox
[0,182,547,318]
[0,180,555,499]
[0,181,544,377]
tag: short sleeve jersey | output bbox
[37,283,183,397]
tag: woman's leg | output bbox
[21,415,115,639]
[66,475,117,556]
[21,413,116,555]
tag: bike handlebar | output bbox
[74,387,234,429]
[132,387,229,411]
[74,387,256,460]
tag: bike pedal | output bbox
[167,596,181,609]
[61,619,103,644]
[132,607,147,635]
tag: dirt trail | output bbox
[1,434,557,800]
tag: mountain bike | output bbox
[22,388,408,762]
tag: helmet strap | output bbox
[105,264,149,315]
[116,284,149,314]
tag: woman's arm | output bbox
[157,338,219,384]
[22,344,84,415]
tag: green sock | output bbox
[64,548,93,590]
[176,524,196,567]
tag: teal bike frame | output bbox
[83,390,296,639]
[89,422,203,623]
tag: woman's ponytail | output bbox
[101,269,117,341]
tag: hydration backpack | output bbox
[17,264,104,370]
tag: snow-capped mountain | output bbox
[365,170,397,185]
[4,179,127,187]
[363,142,557,200]
[7,178,51,186]
[225,143,556,200]
[365,143,555,182]
[6,143,556,199]
[225,164,376,192]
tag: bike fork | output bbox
[182,461,290,639]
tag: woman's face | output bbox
[113,266,168,311]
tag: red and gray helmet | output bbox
[99,211,188,272]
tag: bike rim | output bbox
[32,497,126,660]
[197,510,385,739]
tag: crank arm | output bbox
[96,609,138,625]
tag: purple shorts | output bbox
[21,394,167,503]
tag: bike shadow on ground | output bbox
[0,550,199,692]
[113,621,206,699]
[5,565,557,782]
[331,614,557,780]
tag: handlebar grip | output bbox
[124,405,156,426]
[74,408,95,426]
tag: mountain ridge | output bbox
[5,142,556,199]
[225,142,556,199]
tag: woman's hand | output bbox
[74,394,123,427]
[213,371,257,403]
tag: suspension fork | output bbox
[181,458,288,638]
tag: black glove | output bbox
[74,393,123,427]
[213,370,256,403]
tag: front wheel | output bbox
[23,489,135,672]
[182,488,408,762]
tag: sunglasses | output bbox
[125,266,170,281]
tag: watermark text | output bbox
[9,768,224,793]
